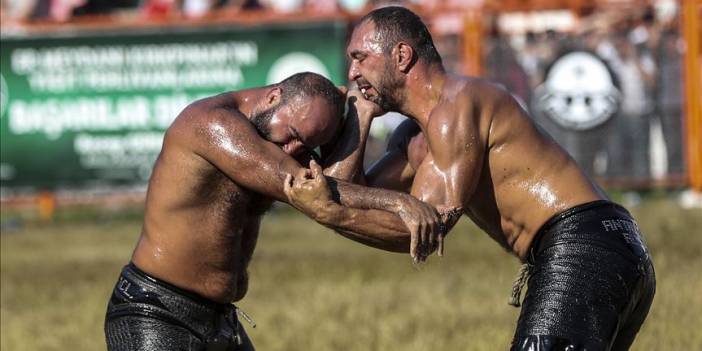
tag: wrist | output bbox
[390,193,409,213]
[355,112,374,133]
[315,201,343,225]
[358,110,375,122]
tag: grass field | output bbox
[2,198,701,350]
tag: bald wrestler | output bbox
[284,8,656,351]
[104,72,452,351]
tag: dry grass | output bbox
[1,198,701,350]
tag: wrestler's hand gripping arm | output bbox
[331,106,483,259]
[284,160,460,259]
[172,103,443,257]
[316,91,455,260]
[404,107,485,256]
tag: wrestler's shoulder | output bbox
[164,93,249,151]
[169,93,246,133]
[450,76,511,103]
[434,77,507,123]
[430,77,509,142]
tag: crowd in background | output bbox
[0,1,688,183]
[0,0,473,22]
[484,6,685,182]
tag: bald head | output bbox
[278,72,345,119]
[252,72,344,157]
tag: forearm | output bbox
[283,161,439,255]
[322,109,373,182]
[327,177,408,213]
[312,178,422,253]
[317,203,410,253]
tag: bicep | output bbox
[179,108,303,202]
[411,123,484,208]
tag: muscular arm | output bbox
[322,91,379,183]
[308,119,436,254]
[360,102,484,237]
[412,110,483,210]
[323,178,437,252]
[169,101,436,253]
[316,201,415,252]
[285,165,451,256]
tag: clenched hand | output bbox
[283,160,334,220]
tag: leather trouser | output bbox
[512,201,656,351]
[105,263,255,351]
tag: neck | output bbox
[397,63,446,129]
[231,87,272,120]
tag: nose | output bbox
[284,140,305,156]
[348,61,361,82]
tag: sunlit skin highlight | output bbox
[295,19,607,260]
[131,77,456,302]
[131,86,344,302]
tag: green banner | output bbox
[0,22,346,189]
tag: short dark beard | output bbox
[251,106,275,139]
[375,59,405,111]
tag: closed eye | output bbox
[290,127,311,149]
[349,50,366,61]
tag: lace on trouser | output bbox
[509,263,533,307]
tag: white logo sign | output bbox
[0,74,8,118]
[535,51,620,130]
[266,52,330,85]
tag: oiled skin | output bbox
[131,88,446,303]
[133,91,288,303]
[367,77,607,259]
[328,20,608,261]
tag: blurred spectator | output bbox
[305,0,337,14]
[484,28,530,104]
[142,0,256,17]
[27,0,139,21]
[181,0,214,17]
[1,0,38,21]
[31,0,85,21]
[217,0,262,11]
[606,36,656,179]
[338,0,367,13]
[628,8,654,48]
[260,0,303,13]
[654,23,684,175]
[518,31,550,89]
[71,0,139,16]
[142,0,177,18]
[418,0,481,11]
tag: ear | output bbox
[266,86,283,108]
[395,42,415,73]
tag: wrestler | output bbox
[104,72,451,351]
[284,8,656,350]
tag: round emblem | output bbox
[0,74,8,118]
[535,51,620,130]
[267,52,330,85]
